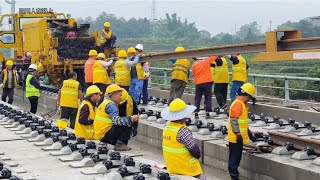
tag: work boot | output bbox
[114,144,132,151]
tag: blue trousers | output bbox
[230,81,244,102]
[141,79,149,104]
[228,142,243,179]
[129,78,143,104]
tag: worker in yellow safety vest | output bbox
[25,64,41,114]
[99,22,116,52]
[225,54,248,102]
[57,72,83,129]
[94,84,139,151]
[168,46,190,105]
[1,60,18,104]
[74,85,102,139]
[93,53,113,100]
[161,98,203,178]
[227,83,255,180]
[214,56,230,108]
[85,49,98,88]
[115,50,131,92]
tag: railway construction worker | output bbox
[192,56,218,114]
[161,98,203,178]
[226,54,248,102]
[168,47,190,105]
[93,53,113,99]
[84,49,98,88]
[228,83,255,180]
[74,85,102,139]
[94,84,139,151]
[118,88,139,137]
[141,61,150,105]
[25,64,40,114]
[115,50,131,92]
[99,22,116,52]
[56,72,83,129]
[126,46,143,104]
[1,60,18,104]
[214,56,230,109]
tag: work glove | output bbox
[236,134,243,143]
[248,129,255,142]
[224,55,231,59]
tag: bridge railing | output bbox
[149,67,320,105]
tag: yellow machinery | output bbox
[0,11,120,84]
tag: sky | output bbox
[1,0,320,35]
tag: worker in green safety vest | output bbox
[25,64,41,114]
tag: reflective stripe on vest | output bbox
[60,79,79,108]
[171,59,190,83]
[232,55,247,83]
[115,59,131,86]
[162,122,203,176]
[25,74,40,98]
[93,99,113,140]
[74,100,95,140]
[215,57,229,83]
[100,29,113,43]
[227,98,250,143]
[93,60,111,84]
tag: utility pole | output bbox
[269,21,272,31]
[4,0,15,14]
[151,0,157,37]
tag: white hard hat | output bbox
[28,64,38,71]
[135,44,143,51]
[26,52,32,57]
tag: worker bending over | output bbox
[74,85,102,139]
[168,47,190,105]
[115,50,131,92]
[94,84,139,151]
[192,56,218,114]
[226,54,248,102]
[84,50,97,88]
[1,60,18,104]
[228,83,255,180]
[126,46,144,104]
[214,56,229,108]
[161,98,204,179]
[57,72,83,129]
[118,88,139,137]
[93,53,113,99]
[25,64,40,114]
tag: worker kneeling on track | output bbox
[94,84,139,151]
[228,83,255,180]
[161,98,204,179]
[74,85,102,140]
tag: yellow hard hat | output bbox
[86,85,102,96]
[104,22,111,28]
[88,49,98,56]
[56,119,68,129]
[175,46,185,52]
[127,47,136,54]
[97,53,106,59]
[120,88,129,104]
[118,50,127,58]
[106,84,123,95]
[240,83,256,97]
[6,60,13,66]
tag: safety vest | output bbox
[74,100,95,140]
[60,79,80,108]
[227,98,250,143]
[232,55,247,83]
[211,62,215,82]
[135,63,145,80]
[162,122,203,176]
[84,57,96,83]
[215,57,229,83]
[115,59,131,86]
[3,69,18,88]
[93,60,111,85]
[25,74,40,98]
[100,29,113,44]
[126,95,133,116]
[94,99,113,140]
[171,59,190,83]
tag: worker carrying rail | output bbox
[214,56,230,109]
[115,50,131,92]
[161,98,204,179]
[84,50,98,88]
[227,83,255,180]
[25,64,41,114]
[74,85,102,140]
[94,84,139,151]
[57,72,83,129]
[1,60,18,105]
